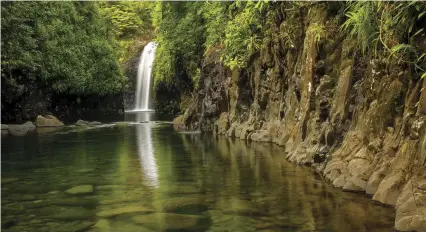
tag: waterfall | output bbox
[134,42,157,111]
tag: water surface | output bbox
[2,113,394,232]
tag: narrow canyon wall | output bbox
[177,5,426,232]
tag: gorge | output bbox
[1,1,425,232]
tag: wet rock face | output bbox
[174,5,426,232]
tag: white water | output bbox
[134,42,157,111]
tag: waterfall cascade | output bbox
[134,42,157,111]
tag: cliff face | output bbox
[177,5,426,232]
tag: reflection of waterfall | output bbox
[136,113,158,188]
[134,42,157,111]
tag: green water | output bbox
[2,113,394,232]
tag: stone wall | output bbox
[177,5,426,232]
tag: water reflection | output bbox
[177,134,395,232]
[134,112,159,188]
[0,121,395,232]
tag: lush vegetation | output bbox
[1,1,153,121]
[1,2,123,95]
[342,2,426,78]
[152,1,426,96]
[1,1,425,119]
[99,2,154,71]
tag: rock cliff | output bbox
[176,5,426,232]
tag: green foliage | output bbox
[152,1,274,94]
[201,2,228,51]
[307,22,326,45]
[1,2,124,95]
[222,1,269,70]
[341,2,379,54]
[341,1,426,76]
[99,2,152,40]
[99,2,154,65]
[152,2,205,90]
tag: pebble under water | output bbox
[1,114,395,232]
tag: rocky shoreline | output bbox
[1,115,108,137]
[172,5,426,231]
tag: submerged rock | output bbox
[36,115,64,127]
[221,199,267,216]
[96,205,153,218]
[153,197,208,214]
[65,185,94,195]
[132,213,211,231]
[52,198,98,209]
[93,219,110,230]
[54,220,95,232]
[51,207,94,221]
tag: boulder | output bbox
[332,174,348,188]
[65,185,94,195]
[7,121,37,136]
[172,115,185,130]
[35,115,64,127]
[366,166,389,195]
[1,124,9,130]
[395,180,426,232]
[23,121,36,131]
[75,120,89,126]
[343,176,367,192]
[372,172,404,206]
